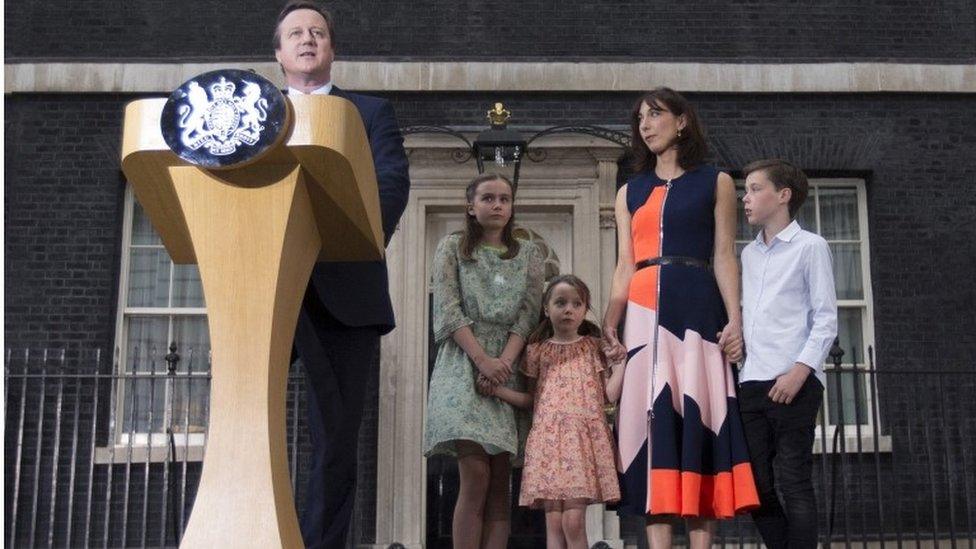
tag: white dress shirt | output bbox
[287,82,333,96]
[740,220,838,387]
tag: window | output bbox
[111,189,210,450]
[736,179,878,438]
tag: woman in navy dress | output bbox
[603,87,759,548]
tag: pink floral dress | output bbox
[519,336,621,508]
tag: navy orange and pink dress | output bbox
[616,166,759,518]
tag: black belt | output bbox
[635,255,711,270]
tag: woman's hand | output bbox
[475,356,511,385]
[603,326,627,359]
[602,334,627,365]
[717,319,744,363]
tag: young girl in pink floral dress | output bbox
[477,274,626,549]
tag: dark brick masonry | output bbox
[4,0,976,63]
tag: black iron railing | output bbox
[5,344,975,548]
[3,347,308,548]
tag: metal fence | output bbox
[3,346,306,549]
[5,344,976,548]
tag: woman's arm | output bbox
[713,172,744,362]
[603,185,635,357]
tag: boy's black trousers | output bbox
[739,375,823,549]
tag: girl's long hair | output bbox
[527,274,602,344]
[458,173,520,261]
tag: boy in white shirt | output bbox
[739,159,837,549]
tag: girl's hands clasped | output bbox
[475,355,512,385]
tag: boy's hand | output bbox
[475,374,496,397]
[717,319,744,362]
[768,363,812,404]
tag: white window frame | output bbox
[736,178,889,452]
[99,188,209,463]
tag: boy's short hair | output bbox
[742,158,809,218]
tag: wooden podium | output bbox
[120,94,384,548]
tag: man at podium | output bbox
[273,2,411,547]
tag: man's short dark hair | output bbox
[273,1,336,50]
[742,158,809,218]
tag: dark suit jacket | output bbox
[305,86,410,335]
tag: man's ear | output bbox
[779,186,793,205]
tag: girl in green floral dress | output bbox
[423,173,544,548]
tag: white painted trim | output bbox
[6,61,976,94]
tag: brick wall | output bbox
[4,94,128,355]
[5,0,976,62]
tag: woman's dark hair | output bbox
[629,87,708,174]
[458,173,520,261]
[527,274,602,344]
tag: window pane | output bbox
[172,316,210,369]
[837,307,864,364]
[126,317,169,372]
[826,369,869,426]
[127,248,171,307]
[819,188,860,240]
[796,193,816,231]
[172,264,205,307]
[131,201,163,246]
[121,377,168,433]
[735,189,755,241]
[172,376,210,434]
[830,242,863,300]
[172,317,211,432]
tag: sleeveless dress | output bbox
[616,166,759,518]
[519,337,620,508]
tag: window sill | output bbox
[813,433,891,454]
[94,434,205,464]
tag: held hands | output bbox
[716,319,744,363]
[768,363,812,404]
[602,327,628,364]
[475,355,512,385]
[475,374,497,397]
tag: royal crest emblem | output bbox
[161,69,288,169]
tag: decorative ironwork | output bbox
[524,124,631,148]
[402,116,629,187]
[523,124,630,163]
[401,125,473,163]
